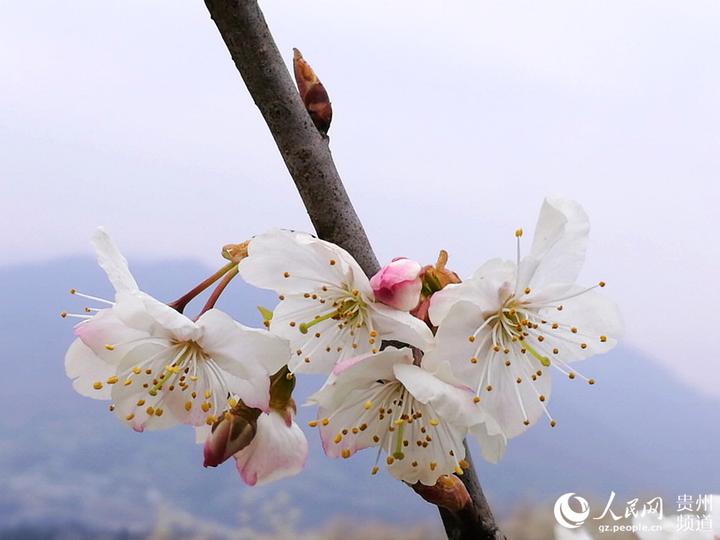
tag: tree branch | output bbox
[204,0,378,277]
[204,1,504,538]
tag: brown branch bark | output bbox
[203,1,504,538]
[204,0,378,277]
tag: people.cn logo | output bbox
[554,493,590,529]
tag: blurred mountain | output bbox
[0,258,717,534]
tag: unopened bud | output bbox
[203,405,260,467]
[293,48,332,135]
[221,241,249,263]
[411,474,471,512]
[370,258,423,311]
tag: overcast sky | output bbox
[1,1,719,398]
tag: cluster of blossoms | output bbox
[63,197,621,490]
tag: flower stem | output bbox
[167,261,236,313]
[197,266,239,317]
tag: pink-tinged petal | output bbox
[109,345,185,432]
[234,411,308,486]
[370,258,423,311]
[315,384,392,459]
[308,348,413,410]
[64,338,116,399]
[91,228,139,294]
[331,348,408,379]
[73,308,150,363]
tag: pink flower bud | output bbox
[203,409,259,468]
[370,258,423,311]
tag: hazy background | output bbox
[1,1,718,538]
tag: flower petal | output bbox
[470,421,507,464]
[424,300,487,374]
[73,308,151,363]
[91,228,139,294]
[64,338,116,399]
[394,364,477,427]
[472,350,552,439]
[429,258,512,326]
[470,257,517,284]
[134,292,201,343]
[308,348,411,409]
[528,288,622,366]
[198,309,288,375]
[370,302,435,351]
[234,411,308,486]
[197,309,290,410]
[237,229,371,297]
[109,344,184,431]
[370,259,423,311]
[517,197,590,291]
[315,384,393,459]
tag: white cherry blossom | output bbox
[307,348,506,486]
[64,229,289,431]
[236,229,434,374]
[426,198,623,437]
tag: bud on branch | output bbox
[411,474,472,512]
[293,48,332,135]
